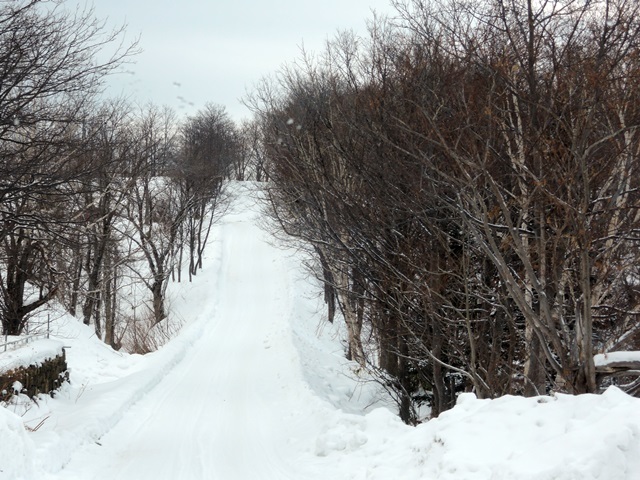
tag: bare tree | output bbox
[239,119,269,182]
[0,1,136,335]
[252,0,640,423]
[396,0,640,394]
[178,104,236,280]
[123,105,183,325]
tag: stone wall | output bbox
[0,351,68,400]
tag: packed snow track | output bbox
[56,185,336,479]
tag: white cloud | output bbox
[73,0,397,120]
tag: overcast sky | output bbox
[73,0,397,122]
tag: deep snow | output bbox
[2,182,640,480]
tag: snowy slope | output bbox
[2,182,640,480]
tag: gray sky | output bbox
[75,0,397,122]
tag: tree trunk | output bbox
[151,279,166,325]
[316,247,336,323]
[337,268,365,367]
[523,325,546,396]
[576,246,596,393]
[67,246,83,317]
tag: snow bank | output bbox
[0,339,64,372]
[415,387,640,480]
[595,351,640,368]
[0,406,36,480]
[27,292,217,476]
[310,387,640,480]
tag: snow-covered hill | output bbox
[2,182,640,480]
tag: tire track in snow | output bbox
[54,186,333,480]
[37,267,222,477]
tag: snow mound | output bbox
[0,339,64,372]
[332,386,640,480]
[594,351,640,368]
[0,406,36,480]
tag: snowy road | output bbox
[23,183,640,480]
[57,188,333,480]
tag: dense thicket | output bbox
[251,0,640,422]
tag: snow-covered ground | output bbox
[2,182,640,480]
